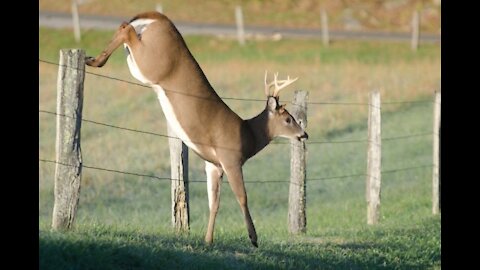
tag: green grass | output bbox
[39,28,440,269]
[40,217,439,269]
[39,28,439,66]
[39,102,440,269]
[39,0,441,33]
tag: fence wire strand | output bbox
[40,59,431,106]
[39,109,174,139]
[40,158,432,186]
[40,109,429,147]
[40,58,435,186]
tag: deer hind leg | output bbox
[205,161,223,244]
[85,22,137,67]
[222,165,258,247]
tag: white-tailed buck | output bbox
[85,11,308,247]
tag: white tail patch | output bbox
[123,18,157,85]
[129,18,156,36]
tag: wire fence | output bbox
[38,109,432,145]
[40,54,440,233]
[39,59,433,106]
[38,158,432,185]
[39,58,434,186]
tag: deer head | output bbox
[263,71,308,141]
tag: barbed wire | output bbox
[40,109,430,147]
[382,132,432,141]
[39,158,300,185]
[39,58,435,188]
[271,138,368,145]
[382,100,432,105]
[39,59,433,106]
[39,109,174,139]
[39,158,432,185]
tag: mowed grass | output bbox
[39,28,440,269]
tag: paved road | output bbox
[39,11,440,43]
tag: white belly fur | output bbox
[124,44,150,84]
[152,85,200,154]
[125,49,200,153]
[124,18,202,155]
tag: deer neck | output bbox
[245,110,272,160]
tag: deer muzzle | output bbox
[298,131,309,141]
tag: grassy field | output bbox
[39,0,441,33]
[39,26,440,269]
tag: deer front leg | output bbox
[205,161,223,245]
[222,165,258,248]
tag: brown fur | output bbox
[86,11,308,247]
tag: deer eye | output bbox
[286,117,291,124]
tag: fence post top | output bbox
[60,48,85,53]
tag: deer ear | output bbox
[267,96,278,112]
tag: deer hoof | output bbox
[249,234,258,248]
[85,56,96,66]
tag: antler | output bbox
[264,71,298,97]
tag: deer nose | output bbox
[298,131,309,141]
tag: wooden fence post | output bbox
[235,5,246,46]
[156,3,163,13]
[411,10,420,51]
[288,90,308,234]
[71,0,81,42]
[168,124,190,232]
[432,91,441,215]
[366,91,381,225]
[321,8,329,47]
[52,49,85,231]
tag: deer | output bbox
[85,11,308,248]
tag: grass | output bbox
[39,0,441,33]
[39,27,440,269]
[39,102,440,269]
[40,217,439,269]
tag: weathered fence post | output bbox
[321,8,329,47]
[411,10,420,51]
[52,49,85,231]
[71,0,81,42]
[288,90,308,234]
[235,5,246,46]
[366,90,381,225]
[156,3,163,13]
[168,124,190,232]
[432,91,441,215]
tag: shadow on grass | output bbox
[39,220,440,270]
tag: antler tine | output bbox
[264,70,269,96]
[272,74,298,97]
[264,71,298,97]
[264,70,276,97]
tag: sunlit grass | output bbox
[39,0,441,33]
